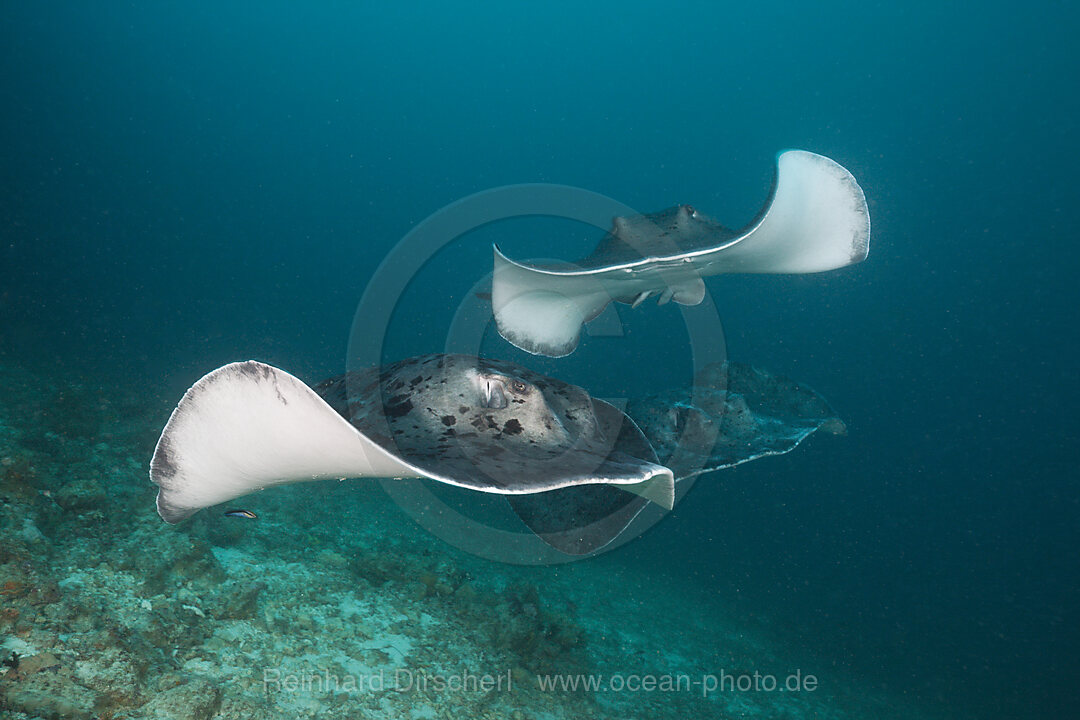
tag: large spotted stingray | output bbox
[150,354,841,555]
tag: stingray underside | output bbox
[492,150,871,356]
[150,362,420,523]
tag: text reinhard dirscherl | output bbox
[263,668,512,694]
[263,667,819,699]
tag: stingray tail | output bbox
[150,362,418,523]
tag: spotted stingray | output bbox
[492,150,871,357]
[150,355,842,555]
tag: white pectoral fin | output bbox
[150,361,420,523]
[706,150,870,274]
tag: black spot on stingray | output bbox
[441,415,456,426]
[485,415,498,429]
[409,375,423,387]
[458,406,469,414]
[502,418,524,435]
[443,427,456,436]
[470,417,487,431]
[385,397,414,418]
[389,379,405,391]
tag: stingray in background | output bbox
[505,361,845,554]
[492,150,871,356]
[150,355,842,555]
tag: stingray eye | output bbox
[510,380,529,394]
[683,204,696,217]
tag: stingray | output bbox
[151,355,843,556]
[625,361,847,479]
[492,150,871,356]
[150,355,674,536]
[507,361,845,554]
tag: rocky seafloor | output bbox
[0,362,934,720]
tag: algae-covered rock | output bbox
[139,676,222,720]
[18,652,60,675]
[214,695,280,720]
[136,600,214,653]
[404,579,428,601]
[120,528,225,593]
[209,581,265,620]
[0,455,40,499]
[52,475,110,512]
[73,646,146,706]
[314,548,349,569]
[352,552,411,586]
[2,668,101,720]
[477,583,588,675]
[17,517,47,545]
[454,581,478,604]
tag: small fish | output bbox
[223,509,257,519]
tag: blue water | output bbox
[2,2,1077,718]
